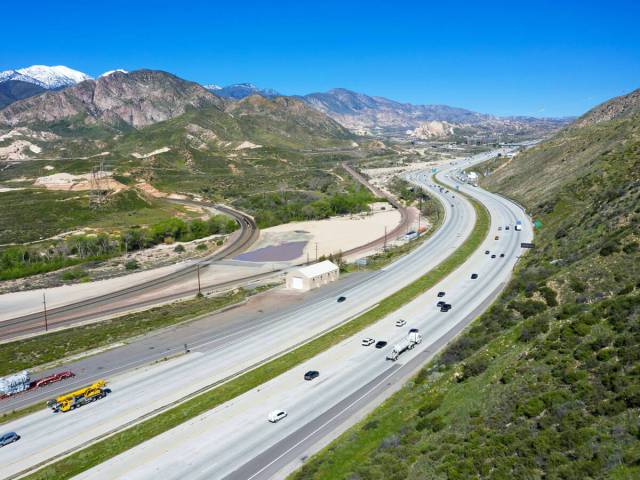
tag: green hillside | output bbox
[291,94,640,479]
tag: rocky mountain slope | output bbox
[293,89,640,480]
[206,82,280,99]
[0,80,47,109]
[481,87,640,205]
[0,69,224,129]
[303,88,569,138]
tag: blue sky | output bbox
[2,0,639,117]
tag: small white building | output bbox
[286,260,339,291]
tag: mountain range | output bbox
[0,64,570,140]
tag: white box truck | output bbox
[386,331,423,361]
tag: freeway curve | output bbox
[0,149,485,479]
[67,149,533,480]
[0,203,259,340]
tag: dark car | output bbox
[500,253,505,258]
[409,328,419,333]
[304,370,320,381]
[491,254,496,258]
[437,291,446,297]
[0,431,20,447]
[437,300,446,308]
[440,304,452,312]
[485,250,490,254]
[505,226,510,230]
[471,273,478,279]
[337,296,346,303]
[375,340,388,349]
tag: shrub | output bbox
[196,243,208,251]
[174,244,186,253]
[125,259,139,270]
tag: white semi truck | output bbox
[386,331,423,361]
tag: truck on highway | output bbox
[386,331,423,361]
[0,371,30,396]
[47,380,109,413]
[515,220,523,231]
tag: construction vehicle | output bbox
[386,331,423,361]
[47,380,109,413]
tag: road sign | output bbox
[520,242,535,249]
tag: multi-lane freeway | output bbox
[0,149,532,480]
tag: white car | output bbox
[395,319,407,327]
[361,338,375,346]
[268,410,287,423]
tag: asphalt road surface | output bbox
[0,156,480,479]
[68,149,533,480]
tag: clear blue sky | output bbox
[2,0,639,117]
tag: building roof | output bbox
[291,260,339,278]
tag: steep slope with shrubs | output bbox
[291,91,640,479]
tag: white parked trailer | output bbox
[386,331,423,361]
[0,371,30,396]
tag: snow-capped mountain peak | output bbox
[99,69,128,78]
[204,84,222,91]
[0,65,92,89]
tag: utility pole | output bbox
[196,264,201,296]
[315,242,318,262]
[42,291,48,332]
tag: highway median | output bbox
[22,181,490,480]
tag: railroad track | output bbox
[0,203,259,341]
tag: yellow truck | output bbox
[47,380,109,413]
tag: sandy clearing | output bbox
[235,141,261,150]
[131,147,171,159]
[252,204,403,263]
[34,172,126,192]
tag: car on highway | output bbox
[498,227,502,231]
[304,370,320,381]
[0,431,20,447]
[495,235,500,240]
[437,300,446,308]
[505,226,510,230]
[485,250,490,254]
[337,296,346,303]
[440,303,452,312]
[409,328,419,333]
[268,410,288,423]
[437,291,446,297]
[471,273,479,279]
[361,338,375,346]
[491,254,496,258]
[500,253,505,258]
[375,340,388,349]
[395,319,407,327]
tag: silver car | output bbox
[0,432,20,447]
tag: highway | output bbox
[67,149,533,480]
[0,203,260,340]
[0,152,481,479]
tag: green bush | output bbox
[124,259,139,270]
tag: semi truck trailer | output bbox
[386,331,423,361]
